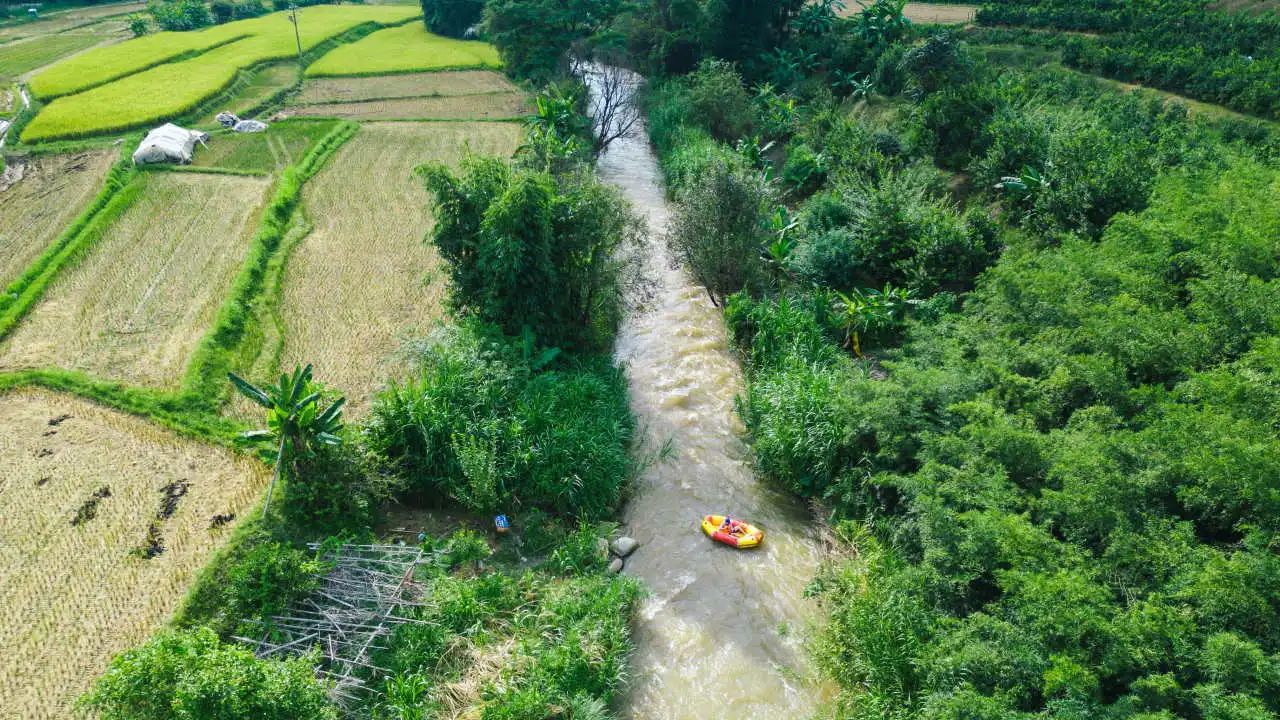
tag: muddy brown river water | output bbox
[588,67,828,720]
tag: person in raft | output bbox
[719,516,745,536]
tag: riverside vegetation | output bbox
[5,0,1280,718]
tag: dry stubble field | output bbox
[275,120,522,413]
[0,171,269,387]
[294,69,519,104]
[0,389,268,720]
[0,150,115,288]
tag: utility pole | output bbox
[289,3,302,66]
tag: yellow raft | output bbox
[701,514,764,549]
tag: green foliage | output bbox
[759,157,1280,718]
[148,0,213,31]
[977,0,1280,118]
[483,0,622,81]
[366,325,635,519]
[229,364,346,518]
[80,627,337,720]
[419,0,483,37]
[666,156,774,305]
[419,153,641,351]
[128,13,151,35]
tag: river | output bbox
[588,66,828,720]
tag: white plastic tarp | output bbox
[132,123,208,165]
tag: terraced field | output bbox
[0,33,106,84]
[0,172,270,388]
[273,121,522,412]
[0,388,268,720]
[305,21,501,77]
[22,6,419,141]
[0,150,116,288]
[295,69,518,104]
[286,92,529,120]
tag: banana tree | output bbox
[832,284,917,357]
[229,364,345,518]
[762,206,800,285]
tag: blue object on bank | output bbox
[495,514,510,533]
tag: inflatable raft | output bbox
[701,514,764,549]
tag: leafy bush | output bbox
[80,627,337,720]
[419,155,642,351]
[366,326,634,519]
[420,0,484,37]
[788,166,999,294]
[667,157,774,305]
[128,13,150,36]
[210,0,234,24]
[147,0,213,31]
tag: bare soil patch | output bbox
[0,171,270,388]
[0,388,268,720]
[286,91,529,121]
[0,150,115,289]
[273,121,522,414]
[295,70,519,104]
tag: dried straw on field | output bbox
[0,389,268,720]
[286,92,530,121]
[0,171,270,388]
[0,150,115,288]
[295,70,519,105]
[275,121,522,414]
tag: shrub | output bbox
[233,0,269,20]
[420,0,484,37]
[80,627,337,720]
[127,13,150,36]
[365,326,635,519]
[666,157,774,305]
[210,0,233,24]
[419,155,642,351]
[148,0,213,31]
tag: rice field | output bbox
[0,388,268,720]
[286,91,529,120]
[23,7,420,142]
[0,172,270,388]
[0,150,116,289]
[0,33,105,84]
[305,22,501,77]
[273,121,521,413]
[295,69,518,104]
[29,5,418,99]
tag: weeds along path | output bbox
[589,68,827,719]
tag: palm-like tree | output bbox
[832,285,917,357]
[229,365,345,517]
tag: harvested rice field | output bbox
[294,69,518,104]
[0,388,268,720]
[201,61,299,123]
[0,1,142,43]
[286,91,529,120]
[0,149,116,289]
[0,172,270,388]
[273,121,522,412]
